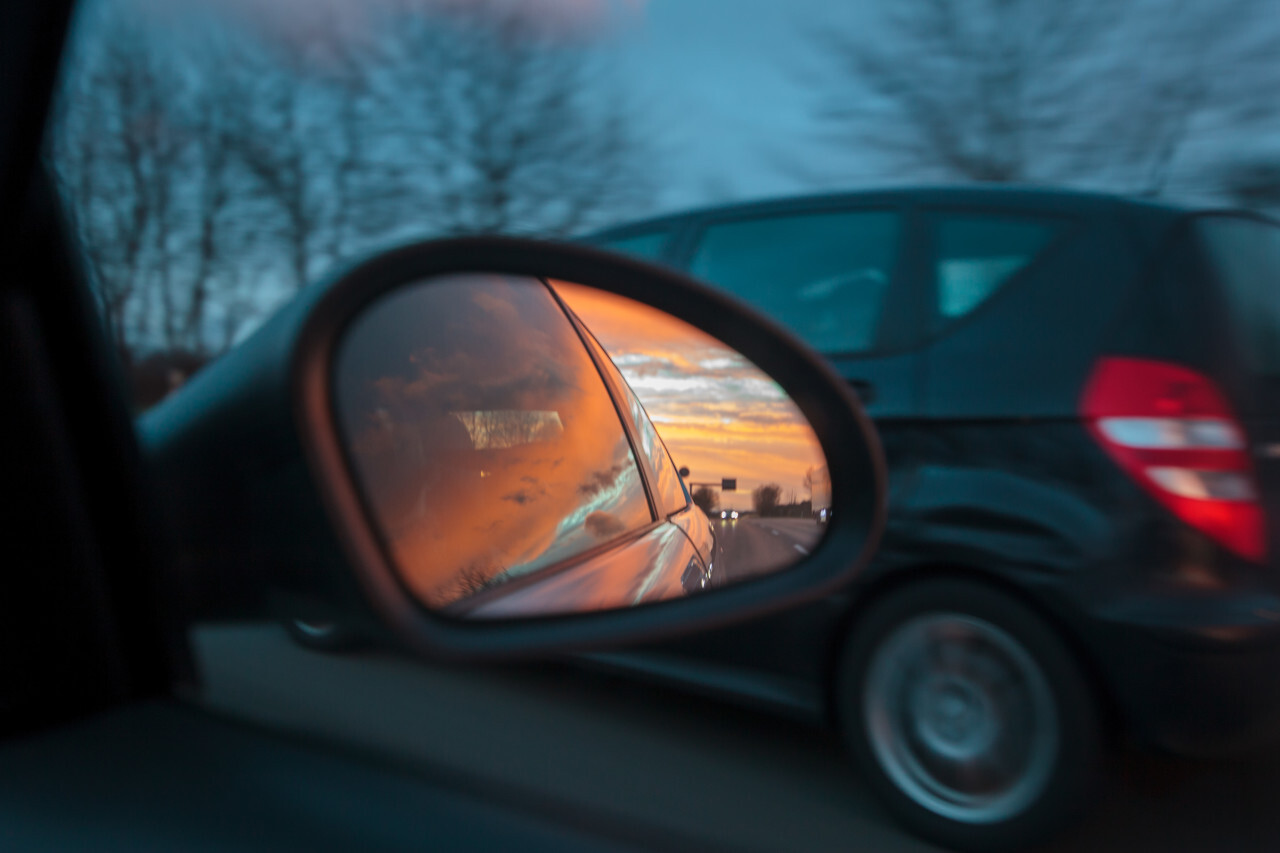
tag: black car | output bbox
[583,187,1280,849]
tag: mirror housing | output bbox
[141,237,885,660]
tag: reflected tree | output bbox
[752,483,782,518]
[691,486,718,515]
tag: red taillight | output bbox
[1081,357,1267,563]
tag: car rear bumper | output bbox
[1089,604,1280,756]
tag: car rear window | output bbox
[932,214,1059,324]
[687,210,900,354]
[1196,217,1280,377]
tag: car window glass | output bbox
[688,211,900,354]
[1196,217,1280,377]
[580,326,689,516]
[335,275,655,607]
[934,215,1058,321]
[596,231,671,262]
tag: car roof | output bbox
[585,185,1211,239]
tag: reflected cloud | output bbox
[578,462,630,497]
[555,281,826,509]
[585,510,628,538]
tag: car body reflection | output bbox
[335,273,825,618]
[337,274,656,610]
[449,510,716,618]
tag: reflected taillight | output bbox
[1081,357,1267,562]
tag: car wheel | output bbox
[284,618,364,653]
[836,578,1102,852]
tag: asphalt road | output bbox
[192,623,1280,853]
[715,516,827,582]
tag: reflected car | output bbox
[586,187,1280,848]
[332,275,723,620]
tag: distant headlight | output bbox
[720,510,728,519]
[730,510,739,519]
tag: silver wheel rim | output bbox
[863,613,1059,824]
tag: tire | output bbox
[284,618,365,653]
[836,578,1102,852]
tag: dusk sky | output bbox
[123,0,1280,218]
[78,0,1280,359]
[556,281,826,511]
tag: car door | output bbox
[624,202,926,687]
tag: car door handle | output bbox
[847,379,876,404]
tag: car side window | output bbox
[580,327,691,517]
[932,214,1059,324]
[687,210,901,354]
[595,230,672,263]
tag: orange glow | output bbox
[340,276,653,608]
[554,281,826,510]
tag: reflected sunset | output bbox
[336,275,655,608]
[555,281,826,512]
[335,273,828,615]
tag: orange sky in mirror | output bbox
[554,281,826,510]
[341,276,653,608]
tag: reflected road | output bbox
[715,517,826,582]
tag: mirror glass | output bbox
[334,274,829,619]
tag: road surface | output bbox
[713,516,826,582]
[192,623,1280,853]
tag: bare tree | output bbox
[803,0,1279,194]
[50,0,652,395]
[372,5,649,237]
[50,12,186,360]
[319,35,427,266]
[752,483,782,518]
[173,59,257,356]
[220,45,323,292]
[691,486,718,516]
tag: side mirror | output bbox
[141,238,885,659]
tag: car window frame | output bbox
[440,514,673,616]
[560,297,691,518]
[544,280,668,524]
[672,201,922,359]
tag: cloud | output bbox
[555,281,826,507]
[584,510,628,538]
